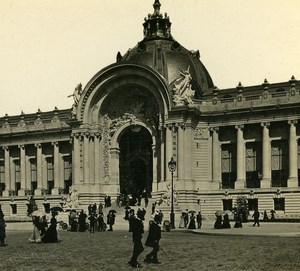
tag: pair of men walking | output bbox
[128,212,162,268]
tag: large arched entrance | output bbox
[119,125,153,204]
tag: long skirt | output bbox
[29,226,41,243]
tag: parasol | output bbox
[188,210,196,214]
[109,209,117,213]
[215,210,223,216]
[50,206,64,212]
[224,210,233,215]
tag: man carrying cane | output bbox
[144,214,162,264]
[128,210,144,268]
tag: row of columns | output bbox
[72,132,102,186]
[1,142,70,196]
[211,120,299,189]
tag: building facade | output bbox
[1,0,300,220]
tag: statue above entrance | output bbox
[172,66,195,106]
[68,83,83,118]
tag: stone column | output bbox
[89,135,95,184]
[10,157,15,194]
[165,125,173,181]
[3,146,10,196]
[35,143,43,195]
[288,120,298,187]
[184,123,193,182]
[261,122,271,188]
[109,147,120,194]
[94,133,101,184]
[235,125,245,189]
[152,144,158,192]
[177,123,185,182]
[52,142,61,195]
[212,127,221,189]
[18,144,26,196]
[72,133,81,185]
[83,132,90,183]
[42,153,48,190]
[160,128,165,182]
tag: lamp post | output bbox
[168,157,176,229]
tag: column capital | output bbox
[261,122,270,128]
[52,141,59,147]
[71,132,84,140]
[18,144,25,150]
[235,124,244,130]
[94,132,101,139]
[209,127,219,133]
[288,119,298,126]
[2,145,9,151]
[34,143,42,148]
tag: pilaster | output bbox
[288,120,298,187]
[3,146,10,196]
[18,144,26,196]
[211,127,221,189]
[261,122,271,188]
[235,125,245,189]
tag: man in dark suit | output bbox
[252,209,260,227]
[144,215,162,264]
[128,210,144,268]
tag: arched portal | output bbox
[119,125,153,203]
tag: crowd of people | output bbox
[0,195,280,269]
[213,209,277,230]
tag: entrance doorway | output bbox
[119,125,152,205]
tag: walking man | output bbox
[128,211,144,268]
[252,209,260,227]
[144,215,162,264]
[196,211,202,229]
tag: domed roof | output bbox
[118,0,214,97]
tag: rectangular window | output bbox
[248,198,258,211]
[14,159,20,183]
[222,199,233,211]
[0,160,4,183]
[30,158,37,182]
[274,198,285,211]
[11,204,17,214]
[271,140,288,187]
[0,160,4,196]
[221,144,236,189]
[43,203,50,214]
[245,142,262,188]
[46,157,54,181]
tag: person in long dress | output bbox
[29,216,42,243]
[42,212,59,243]
[188,213,196,229]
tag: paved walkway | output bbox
[192,220,300,237]
[6,219,300,237]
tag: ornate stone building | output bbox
[1,0,300,219]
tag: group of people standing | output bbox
[179,210,202,229]
[29,211,59,243]
[128,209,162,268]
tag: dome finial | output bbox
[153,0,161,16]
[143,0,172,40]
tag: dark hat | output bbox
[154,214,160,221]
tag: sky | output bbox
[1,0,300,116]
